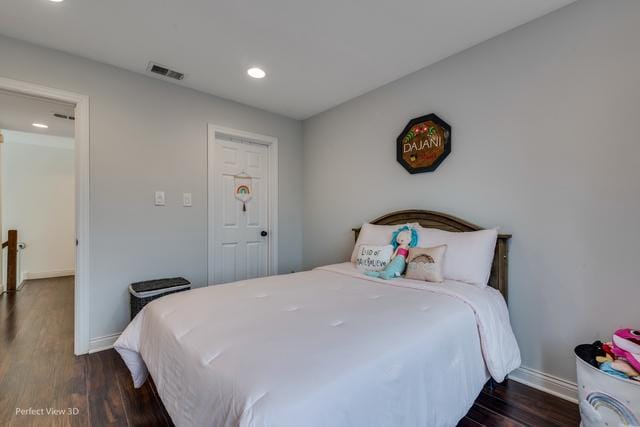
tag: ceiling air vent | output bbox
[53,113,75,121]
[147,62,185,80]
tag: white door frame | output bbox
[0,76,91,355]
[207,124,278,285]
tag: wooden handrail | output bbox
[3,230,18,292]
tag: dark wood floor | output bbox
[1,278,581,426]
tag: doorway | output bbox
[1,93,75,291]
[0,76,90,355]
[208,125,278,285]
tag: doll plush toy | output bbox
[365,226,418,280]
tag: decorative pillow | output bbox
[405,245,447,282]
[416,227,498,288]
[350,222,420,263]
[355,245,394,273]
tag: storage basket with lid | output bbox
[129,277,190,320]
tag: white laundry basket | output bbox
[576,353,640,426]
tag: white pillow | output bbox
[354,245,394,273]
[416,227,498,288]
[351,222,420,263]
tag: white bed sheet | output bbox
[115,263,520,427]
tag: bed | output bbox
[115,210,521,427]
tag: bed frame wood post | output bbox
[494,236,510,302]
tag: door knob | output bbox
[260,230,268,237]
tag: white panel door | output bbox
[212,136,269,284]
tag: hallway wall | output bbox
[1,130,75,284]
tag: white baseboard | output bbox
[22,269,75,281]
[88,332,121,353]
[509,365,578,403]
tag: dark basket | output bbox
[129,277,190,320]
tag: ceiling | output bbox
[0,90,75,137]
[0,0,575,119]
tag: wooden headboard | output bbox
[353,209,511,301]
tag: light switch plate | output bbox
[183,192,192,207]
[155,191,166,206]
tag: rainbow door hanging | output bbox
[234,172,253,212]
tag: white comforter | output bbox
[115,263,520,427]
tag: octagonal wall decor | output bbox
[397,114,451,174]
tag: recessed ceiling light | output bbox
[49,0,64,2]
[32,123,49,129]
[247,67,266,79]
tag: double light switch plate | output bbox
[154,191,192,207]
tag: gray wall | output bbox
[0,35,303,341]
[303,0,640,383]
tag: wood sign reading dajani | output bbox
[397,114,451,174]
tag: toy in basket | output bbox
[575,328,640,427]
[612,329,640,374]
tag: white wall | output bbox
[1,130,75,282]
[0,35,304,341]
[303,0,640,384]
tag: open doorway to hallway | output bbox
[0,89,76,292]
[0,76,90,357]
